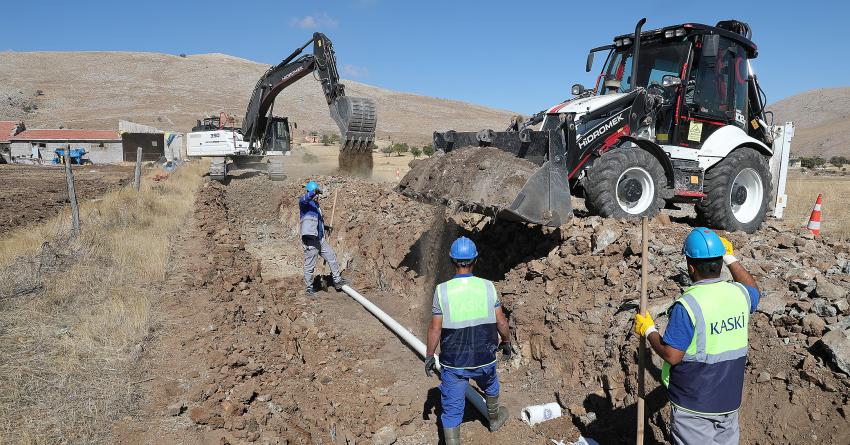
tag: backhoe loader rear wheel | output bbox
[696,147,771,233]
[584,148,666,218]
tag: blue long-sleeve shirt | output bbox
[299,192,325,239]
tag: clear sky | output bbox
[2,0,845,114]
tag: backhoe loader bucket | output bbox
[499,158,572,226]
[331,96,377,149]
[401,128,572,227]
[492,129,572,226]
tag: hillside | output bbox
[769,87,850,159]
[2,50,847,157]
[0,51,515,145]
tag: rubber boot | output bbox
[443,426,461,445]
[333,276,349,291]
[486,395,509,432]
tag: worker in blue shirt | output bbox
[299,181,347,296]
[634,227,760,445]
[424,237,511,445]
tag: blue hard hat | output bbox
[305,181,320,193]
[683,227,725,259]
[450,236,478,260]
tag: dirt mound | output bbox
[398,147,538,211]
[283,177,850,443]
[125,176,573,444]
[124,172,850,444]
[460,216,850,444]
[337,150,374,177]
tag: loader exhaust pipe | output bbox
[630,18,647,92]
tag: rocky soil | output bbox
[117,171,850,444]
[398,147,538,212]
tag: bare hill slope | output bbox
[0,51,514,144]
[769,87,850,159]
[3,51,847,157]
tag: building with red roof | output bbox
[9,127,124,163]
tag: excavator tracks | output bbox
[209,158,227,182]
[267,157,286,181]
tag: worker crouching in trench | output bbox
[424,237,512,445]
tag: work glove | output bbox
[719,236,739,266]
[325,225,333,236]
[633,312,658,337]
[424,355,436,377]
[499,341,514,357]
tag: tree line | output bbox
[381,143,435,159]
[793,156,848,169]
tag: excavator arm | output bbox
[242,33,377,152]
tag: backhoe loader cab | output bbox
[430,19,792,233]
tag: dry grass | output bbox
[784,172,850,239]
[0,162,205,444]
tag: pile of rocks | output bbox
[464,214,850,443]
[178,176,850,444]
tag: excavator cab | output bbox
[262,117,294,153]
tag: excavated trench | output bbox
[209,171,850,444]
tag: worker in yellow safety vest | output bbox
[425,236,512,445]
[634,227,760,445]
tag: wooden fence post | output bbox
[134,146,143,191]
[64,144,81,237]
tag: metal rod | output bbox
[320,190,340,278]
[636,216,649,444]
[339,284,489,417]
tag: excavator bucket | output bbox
[400,128,572,227]
[331,96,377,174]
[331,96,377,148]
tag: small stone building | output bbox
[0,121,25,163]
[10,129,123,163]
[119,120,185,161]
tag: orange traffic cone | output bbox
[806,194,823,235]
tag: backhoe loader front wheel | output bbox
[584,148,666,218]
[696,147,772,233]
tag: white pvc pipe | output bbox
[521,402,562,426]
[340,285,488,417]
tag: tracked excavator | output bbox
[188,32,377,181]
[414,19,792,233]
